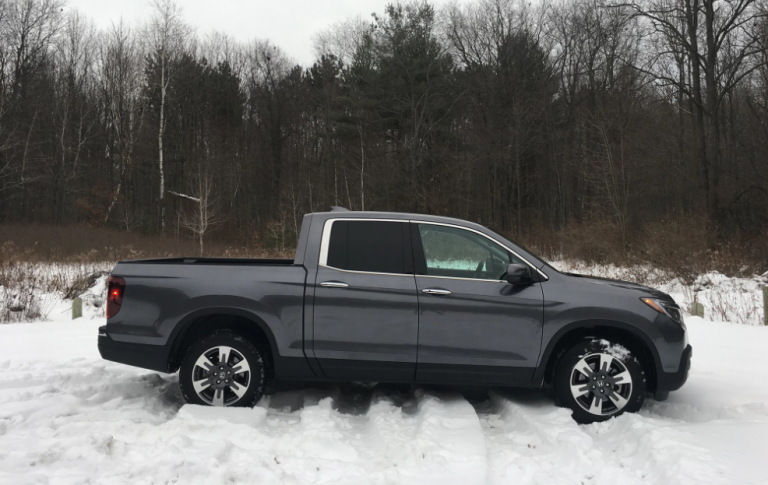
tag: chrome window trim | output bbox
[317,217,549,281]
[416,274,507,283]
[319,265,415,278]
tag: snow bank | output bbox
[1,318,767,484]
[0,262,110,323]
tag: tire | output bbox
[553,338,646,424]
[179,331,265,407]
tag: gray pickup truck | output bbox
[99,209,690,423]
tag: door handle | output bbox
[321,281,349,288]
[422,288,451,295]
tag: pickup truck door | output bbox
[312,220,418,382]
[411,222,545,386]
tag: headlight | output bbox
[641,297,685,327]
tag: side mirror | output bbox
[505,263,530,285]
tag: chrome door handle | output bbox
[422,288,451,295]
[320,281,349,288]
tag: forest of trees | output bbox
[1,0,767,255]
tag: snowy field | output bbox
[1,262,767,484]
[1,316,767,485]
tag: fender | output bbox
[167,305,317,380]
[532,318,663,388]
[169,306,280,360]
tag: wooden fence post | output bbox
[763,286,767,326]
[72,297,82,320]
[691,301,705,319]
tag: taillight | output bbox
[107,276,125,319]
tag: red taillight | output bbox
[107,276,125,319]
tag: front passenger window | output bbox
[417,224,521,280]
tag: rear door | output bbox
[412,222,545,386]
[312,219,418,382]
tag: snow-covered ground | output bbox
[1,317,767,485]
[1,261,767,483]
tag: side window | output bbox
[416,224,521,280]
[326,220,410,274]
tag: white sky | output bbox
[65,0,465,67]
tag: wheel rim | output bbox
[569,352,633,417]
[191,346,251,406]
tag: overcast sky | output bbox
[65,0,466,66]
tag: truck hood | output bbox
[563,272,674,302]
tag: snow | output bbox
[1,317,767,484]
[597,339,632,360]
[0,262,110,323]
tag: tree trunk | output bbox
[158,54,166,233]
[684,0,710,216]
[358,120,365,211]
[703,0,720,218]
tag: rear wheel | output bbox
[554,339,646,424]
[179,332,265,407]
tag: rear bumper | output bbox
[98,326,171,373]
[654,344,692,399]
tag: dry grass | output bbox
[0,224,294,262]
[518,214,768,284]
[0,242,113,322]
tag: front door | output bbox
[312,219,418,382]
[412,222,545,386]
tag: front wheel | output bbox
[179,332,265,407]
[554,339,646,424]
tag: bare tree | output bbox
[146,0,189,233]
[312,16,371,65]
[170,171,219,256]
[50,11,97,222]
[6,0,64,97]
[101,20,146,227]
[620,0,766,218]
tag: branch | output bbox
[168,190,200,202]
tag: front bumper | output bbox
[654,344,692,400]
[98,326,171,373]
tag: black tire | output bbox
[554,338,646,424]
[179,331,265,407]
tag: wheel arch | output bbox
[167,308,278,378]
[534,320,661,392]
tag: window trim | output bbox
[318,218,549,282]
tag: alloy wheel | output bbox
[191,345,251,406]
[569,352,633,416]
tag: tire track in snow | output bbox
[0,353,734,485]
[354,388,488,485]
[584,410,727,485]
[476,390,727,485]
[0,362,489,485]
[169,385,488,485]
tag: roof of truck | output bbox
[312,209,481,226]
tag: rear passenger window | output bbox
[326,221,409,274]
